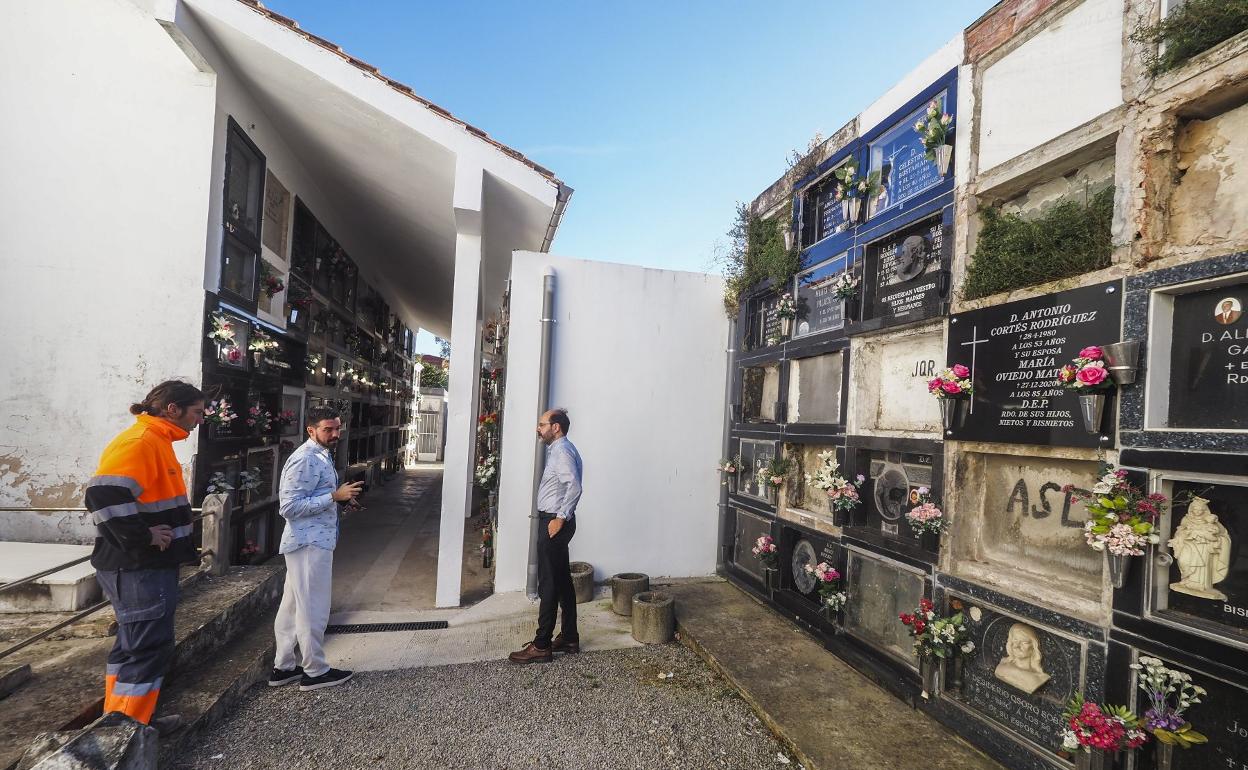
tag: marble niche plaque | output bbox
[953,598,1084,756]
[1152,480,1248,642]
[781,526,839,609]
[947,281,1122,448]
[732,508,773,580]
[861,215,949,327]
[843,549,924,665]
[1166,280,1248,430]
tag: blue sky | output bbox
[264,1,992,352]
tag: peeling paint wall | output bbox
[0,0,215,541]
[1168,102,1248,251]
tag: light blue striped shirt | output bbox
[537,437,583,520]
[278,439,339,554]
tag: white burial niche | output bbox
[1148,474,1247,646]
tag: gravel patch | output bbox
[174,644,796,770]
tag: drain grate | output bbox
[325,621,449,635]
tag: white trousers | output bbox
[273,545,334,677]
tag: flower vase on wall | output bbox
[766,485,778,506]
[1154,742,1174,770]
[939,397,967,433]
[1078,393,1107,435]
[936,144,953,177]
[946,656,964,693]
[919,531,940,553]
[780,316,793,338]
[840,199,850,221]
[726,475,738,495]
[1106,551,1131,589]
[919,657,938,700]
[848,197,861,223]
[764,567,780,592]
[1073,751,1106,770]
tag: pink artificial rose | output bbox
[1076,365,1108,386]
[1079,346,1103,360]
[1058,365,1078,383]
[941,380,963,395]
[927,378,942,393]
[952,364,970,378]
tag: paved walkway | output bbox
[665,581,1003,770]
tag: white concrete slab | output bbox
[0,542,99,613]
[323,587,640,671]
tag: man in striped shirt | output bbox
[510,408,583,664]
[85,381,204,733]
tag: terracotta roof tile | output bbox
[231,0,560,183]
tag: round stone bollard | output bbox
[611,573,650,616]
[631,591,675,644]
[570,561,595,604]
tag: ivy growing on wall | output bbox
[720,202,802,316]
[963,186,1114,301]
[1132,0,1248,76]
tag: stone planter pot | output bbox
[611,573,650,616]
[939,397,967,433]
[570,561,595,603]
[936,144,953,177]
[1079,392,1108,435]
[1106,551,1132,590]
[631,591,675,644]
[919,657,938,700]
[764,567,781,592]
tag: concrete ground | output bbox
[330,467,491,612]
[664,581,1004,770]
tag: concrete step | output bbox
[0,566,283,770]
[0,543,99,613]
[156,609,277,768]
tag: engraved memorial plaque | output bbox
[862,215,949,327]
[1167,280,1248,430]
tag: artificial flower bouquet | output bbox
[206,472,234,495]
[248,327,280,354]
[928,364,973,398]
[756,456,793,492]
[830,273,859,300]
[899,598,975,659]
[1064,465,1167,557]
[203,398,236,426]
[751,535,779,569]
[776,293,798,320]
[803,450,863,512]
[905,486,946,536]
[1058,346,1115,391]
[207,311,236,346]
[1131,656,1208,749]
[1060,693,1148,755]
[246,404,274,433]
[833,159,861,201]
[238,468,263,494]
[914,99,954,162]
[717,457,740,476]
[474,454,498,490]
[804,561,847,612]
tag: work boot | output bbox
[508,642,553,664]
[151,714,185,736]
[551,634,580,654]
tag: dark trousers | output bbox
[535,515,576,648]
[95,568,179,724]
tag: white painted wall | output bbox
[494,254,729,592]
[978,0,1124,171]
[0,0,217,540]
[859,35,965,137]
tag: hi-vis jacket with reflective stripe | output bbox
[85,414,196,571]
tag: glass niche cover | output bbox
[737,439,776,500]
[1151,478,1248,646]
[793,253,852,338]
[868,89,950,218]
[844,550,924,666]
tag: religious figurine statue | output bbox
[1168,497,1232,601]
[994,623,1051,695]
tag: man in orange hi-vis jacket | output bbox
[84,381,205,733]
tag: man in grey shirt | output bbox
[510,408,583,664]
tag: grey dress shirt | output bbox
[537,437,583,520]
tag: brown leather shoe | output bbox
[508,642,553,664]
[551,635,580,654]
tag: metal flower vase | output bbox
[820,604,839,627]
[1106,551,1132,589]
[1078,392,1108,435]
[1154,742,1174,770]
[764,567,780,592]
[766,485,779,506]
[780,316,793,338]
[947,656,964,693]
[848,197,861,222]
[1074,750,1107,770]
[936,145,953,177]
[939,397,967,433]
[726,475,738,495]
[1101,341,1141,386]
[919,657,938,700]
[840,200,851,221]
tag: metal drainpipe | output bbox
[716,319,737,574]
[526,268,557,598]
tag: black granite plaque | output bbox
[946,281,1123,448]
[781,527,839,608]
[795,253,850,337]
[1155,481,1248,642]
[732,509,772,580]
[1168,281,1248,430]
[954,600,1083,754]
[858,449,936,539]
[862,215,948,326]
